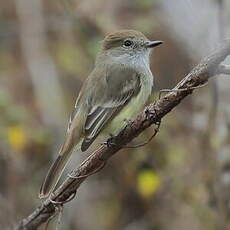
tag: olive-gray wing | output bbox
[81,70,140,151]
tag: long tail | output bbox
[39,107,85,198]
[39,132,82,198]
[39,150,73,198]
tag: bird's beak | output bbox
[145,40,163,48]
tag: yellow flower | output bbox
[137,169,161,198]
[7,125,26,151]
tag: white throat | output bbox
[109,50,152,77]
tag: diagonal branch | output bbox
[15,40,230,230]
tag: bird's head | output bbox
[102,29,163,59]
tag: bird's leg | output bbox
[103,133,117,148]
[104,119,134,148]
[144,106,161,125]
[145,106,161,136]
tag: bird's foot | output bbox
[144,107,161,126]
[101,133,117,148]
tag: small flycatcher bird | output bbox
[39,29,163,198]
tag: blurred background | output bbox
[0,0,230,229]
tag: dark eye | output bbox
[123,40,133,47]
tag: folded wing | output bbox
[81,67,141,151]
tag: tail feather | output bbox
[39,149,73,198]
[39,107,85,198]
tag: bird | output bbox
[39,29,163,198]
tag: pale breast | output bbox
[103,51,154,134]
[105,73,153,134]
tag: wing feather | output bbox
[81,68,141,151]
